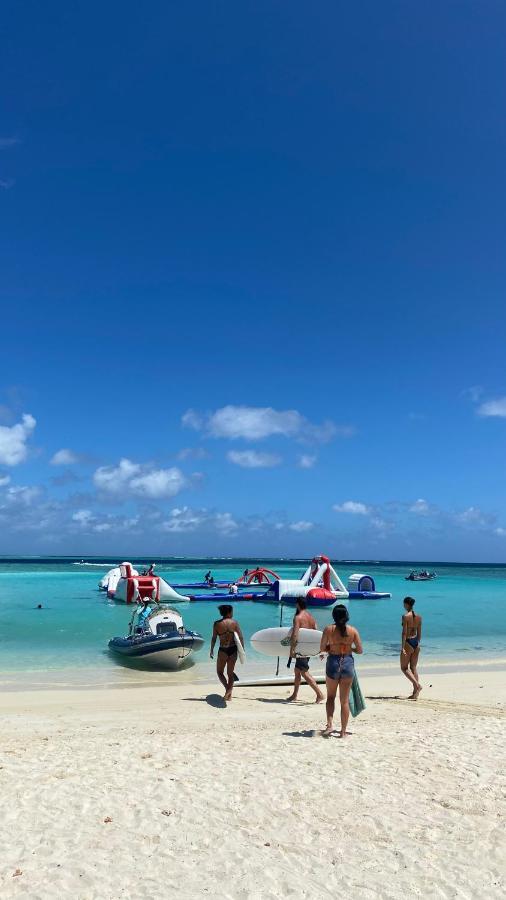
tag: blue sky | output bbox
[1,2,506,560]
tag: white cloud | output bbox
[0,414,36,466]
[162,507,238,535]
[409,498,430,515]
[93,458,187,499]
[124,517,140,529]
[130,468,187,499]
[227,449,281,468]
[209,406,302,439]
[94,458,140,492]
[495,527,506,537]
[477,397,506,418]
[72,509,94,525]
[370,516,390,531]
[289,520,314,532]
[181,409,204,431]
[369,517,392,539]
[182,405,348,444]
[298,454,316,469]
[0,475,11,487]
[456,506,486,525]
[50,448,80,466]
[163,507,205,533]
[333,500,370,515]
[215,512,238,533]
[4,485,40,507]
[72,509,141,533]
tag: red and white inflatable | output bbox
[101,565,139,597]
[112,562,190,604]
[254,555,349,607]
[237,567,279,585]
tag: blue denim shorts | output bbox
[326,653,355,681]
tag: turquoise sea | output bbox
[1,557,505,689]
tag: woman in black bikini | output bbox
[210,604,244,701]
[400,596,422,699]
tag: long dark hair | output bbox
[404,596,415,617]
[332,604,349,636]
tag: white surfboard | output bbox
[251,627,323,658]
[234,632,246,664]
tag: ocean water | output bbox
[1,557,505,689]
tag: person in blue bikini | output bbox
[320,605,363,738]
[400,596,422,699]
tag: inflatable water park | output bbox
[185,567,279,602]
[98,557,390,608]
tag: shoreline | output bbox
[1,664,505,710]
[1,652,506,693]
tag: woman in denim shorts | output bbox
[320,604,363,738]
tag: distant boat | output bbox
[405,570,437,582]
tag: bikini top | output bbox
[327,624,354,651]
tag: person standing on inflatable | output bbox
[287,598,324,704]
[210,605,245,701]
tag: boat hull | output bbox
[405,576,435,582]
[108,632,204,669]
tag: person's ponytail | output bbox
[332,604,349,637]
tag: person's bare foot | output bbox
[224,690,233,701]
[408,686,422,700]
[338,730,352,738]
[315,693,324,704]
[322,726,333,737]
[286,693,297,702]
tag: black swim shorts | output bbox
[294,656,310,671]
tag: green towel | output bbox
[349,672,366,718]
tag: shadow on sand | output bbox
[255,697,319,706]
[365,694,404,701]
[282,729,319,738]
[182,694,227,709]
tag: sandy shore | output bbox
[1,667,505,899]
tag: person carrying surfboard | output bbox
[210,605,245,701]
[287,599,324,704]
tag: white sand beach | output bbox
[1,667,505,899]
